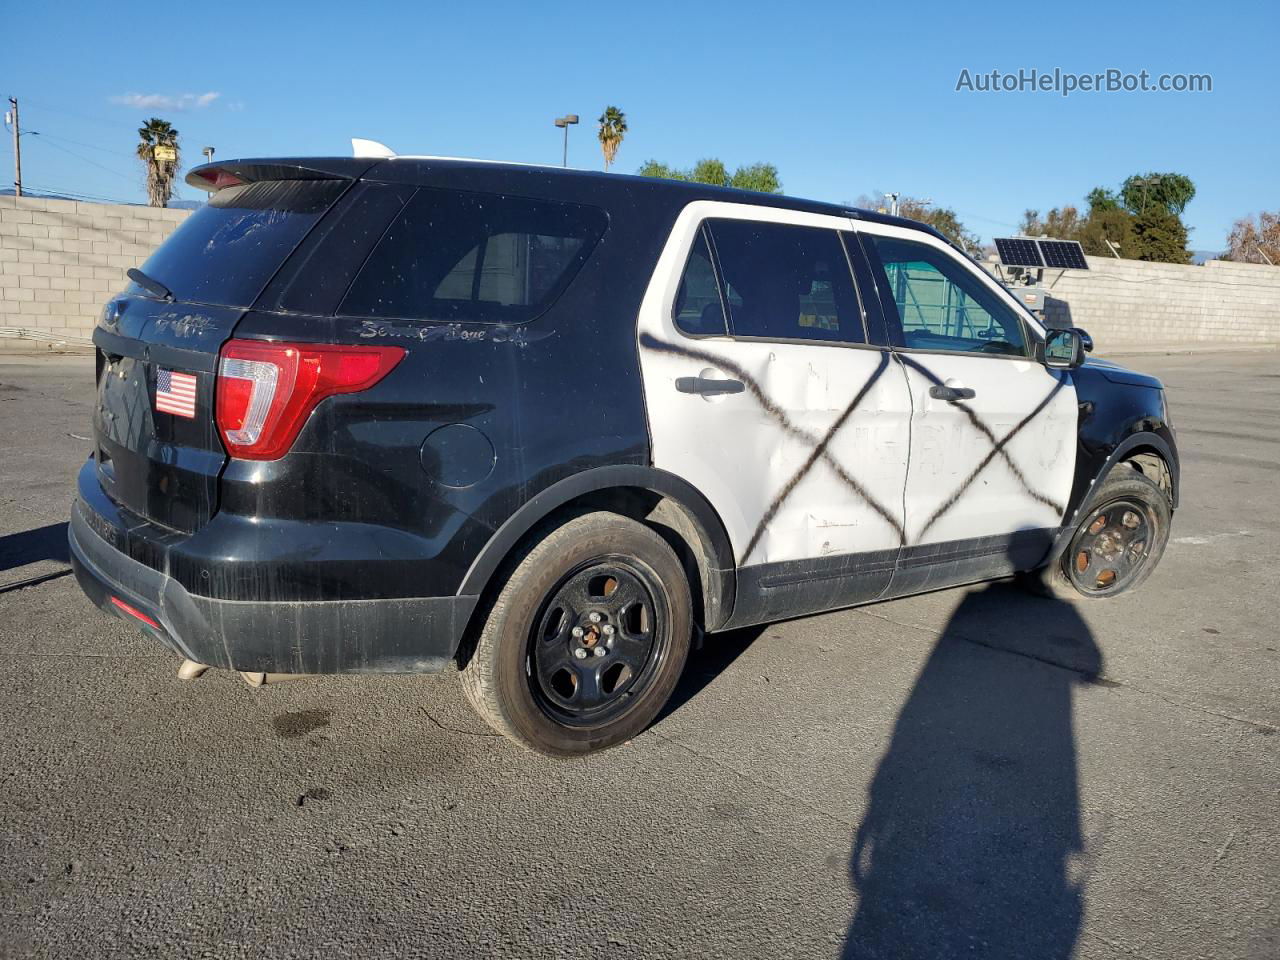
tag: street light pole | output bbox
[202,146,215,163]
[553,114,579,167]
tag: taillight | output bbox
[215,340,405,461]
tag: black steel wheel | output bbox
[1020,465,1172,600]
[459,510,692,756]
[1065,498,1157,596]
[530,558,670,726]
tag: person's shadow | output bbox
[843,574,1104,959]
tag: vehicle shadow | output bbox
[0,521,70,573]
[657,624,768,723]
[843,579,1103,960]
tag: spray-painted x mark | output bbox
[641,334,903,563]
[640,334,1068,564]
[897,355,1068,541]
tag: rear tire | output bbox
[459,510,692,756]
[1020,465,1172,600]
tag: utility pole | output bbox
[7,97,20,197]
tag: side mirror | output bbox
[1073,327,1094,353]
[1040,328,1085,369]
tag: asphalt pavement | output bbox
[0,349,1276,959]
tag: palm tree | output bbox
[136,118,181,208]
[597,106,627,172]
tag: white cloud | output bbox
[110,91,221,111]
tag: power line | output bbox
[27,135,138,182]
[32,130,136,161]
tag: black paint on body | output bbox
[71,158,1178,673]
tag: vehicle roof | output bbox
[187,155,954,246]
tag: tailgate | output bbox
[91,177,348,533]
[94,300,244,533]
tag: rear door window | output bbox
[131,180,346,307]
[339,188,607,323]
[705,219,865,344]
[672,228,726,336]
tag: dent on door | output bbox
[640,333,909,566]
[898,355,1076,546]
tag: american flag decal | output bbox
[155,368,198,419]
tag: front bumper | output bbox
[69,490,478,675]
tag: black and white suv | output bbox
[70,156,1178,755]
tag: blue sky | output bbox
[4,0,1275,249]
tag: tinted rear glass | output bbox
[707,219,865,344]
[131,180,344,308]
[339,188,608,323]
[673,228,726,336]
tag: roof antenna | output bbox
[351,138,395,159]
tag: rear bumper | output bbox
[69,492,478,675]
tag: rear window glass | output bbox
[673,228,726,336]
[338,188,608,323]
[132,180,344,308]
[706,219,865,344]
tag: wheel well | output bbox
[458,485,732,663]
[1122,448,1175,505]
[540,487,724,630]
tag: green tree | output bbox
[637,158,783,193]
[636,160,687,181]
[1077,207,1135,257]
[1129,206,1191,263]
[1086,187,1121,213]
[729,162,782,194]
[597,106,627,172]
[1120,172,1195,215]
[1023,172,1196,263]
[690,158,730,186]
[136,117,180,208]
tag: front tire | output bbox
[1021,465,1172,600]
[459,511,693,756]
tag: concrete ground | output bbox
[0,351,1275,960]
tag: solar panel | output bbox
[994,237,1044,267]
[1038,240,1089,270]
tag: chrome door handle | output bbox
[929,385,976,401]
[675,376,745,396]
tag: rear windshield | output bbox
[338,188,608,324]
[131,180,345,307]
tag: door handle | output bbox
[930,384,976,401]
[929,384,977,401]
[675,375,745,397]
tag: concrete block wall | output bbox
[984,255,1280,350]
[3,194,1279,351]
[0,195,192,344]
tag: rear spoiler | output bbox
[186,157,379,193]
